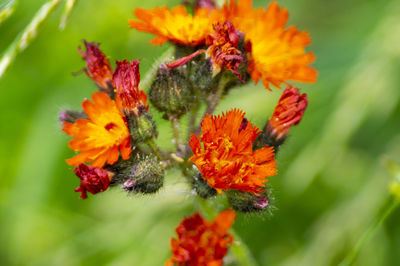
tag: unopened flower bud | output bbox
[255,87,308,151]
[194,0,216,10]
[149,63,195,118]
[227,189,271,213]
[78,41,113,94]
[108,154,164,194]
[74,164,112,199]
[192,169,217,198]
[59,110,87,123]
[112,59,148,116]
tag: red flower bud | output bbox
[78,41,113,91]
[74,164,111,199]
[268,87,308,140]
[206,21,244,78]
[112,60,148,115]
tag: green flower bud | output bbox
[192,170,217,199]
[59,110,87,123]
[108,154,164,194]
[227,189,273,213]
[149,64,195,118]
[126,106,157,143]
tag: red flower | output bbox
[112,60,148,115]
[78,41,113,91]
[73,164,111,199]
[268,87,308,140]
[166,210,236,266]
[189,109,277,195]
[206,21,244,78]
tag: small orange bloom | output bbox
[78,41,113,91]
[129,6,223,46]
[268,87,308,140]
[112,60,148,115]
[63,92,131,167]
[166,210,235,266]
[189,109,277,195]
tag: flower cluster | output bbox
[60,0,316,264]
[166,210,235,266]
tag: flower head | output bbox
[189,109,277,194]
[112,60,148,115]
[78,41,113,91]
[166,210,235,266]
[222,0,317,89]
[206,21,244,78]
[63,92,131,167]
[129,1,317,89]
[129,6,223,46]
[74,164,111,199]
[268,87,308,140]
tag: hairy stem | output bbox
[339,197,400,266]
[145,139,163,161]
[187,102,200,139]
[170,117,184,154]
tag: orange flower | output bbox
[166,210,235,266]
[129,6,223,46]
[112,60,148,115]
[189,109,277,195]
[129,1,317,90]
[223,0,317,90]
[63,92,131,167]
[268,87,308,140]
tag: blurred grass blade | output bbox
[383,157,400,182]
[59,0,78,30]
[0,0,16,25]
[0,0,62,79]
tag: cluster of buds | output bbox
[60,0,317,264]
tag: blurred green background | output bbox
[1,0,400,265]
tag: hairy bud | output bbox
[227,189,272,213]
[59,110,87,123]
[192,169,217,198]
[108,154,164,194]
[149,64,195,118]
[78,41,113,94]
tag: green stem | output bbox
[146,139,163,161]
[170,117,184,154]
[187,101,200,139]
[339,197,400,266]
[0,0,62,79]
[195,198,258,266]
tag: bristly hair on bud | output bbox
[78,40,113,92]
[206,21,245,79]
[112,59,148,115]
[268,87,308,141]
[74,164,112,199]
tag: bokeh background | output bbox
[1,0,400,265]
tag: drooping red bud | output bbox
[112,60,147,114]
[78,41,113,91]
[268,87,308,140]
[73,164,111,199]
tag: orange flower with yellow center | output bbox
[129,6,223,46]
[189,109,277,195]
[129,1,317,90]
[222,0,317,90]
[166,210,235,266]
[63,92,131,167]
